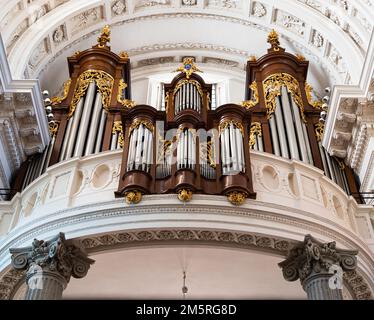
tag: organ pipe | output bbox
[85,92,103,155]
[94,111,106,153]
[64,98,84,160]
[74,82,96,157]
[269,117,281,156]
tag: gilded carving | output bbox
[117,79,136,109]
[112,121,124,148]
[129,119,154,136]
[97,25,110,48]
[305,82,323,109]
[262,73,306,122]
[227,191,246,205]
[48,121,60,138]
[125,190,142,204]
[267,29,280,51]
[242,81,259,109]
[249,122,262,148]
[219,120,244,136]
[51,79,71,105]
[173,79,203,98]
[177,189,193,202]
[174,57,202,79]
[69,70,114,118]
[314,122,324,142]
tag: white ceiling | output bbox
[63,246,306,299]
[0,0,373,99]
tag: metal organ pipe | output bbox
[280,86,300,160]
[302,124,314,166]
[236,127,244,172]
[229,124,238,172]
[223,127,230,174]
[127,127,137,171]
[64,98,84,160]
[269,116,281,156]
[274,97,289,158]
[85,92,103,155]
[183,130,188,167]
[145,131,153,173]
[220,134,226,175]
[95,111,106,153]
[289,94,309,163]
[142,129,149,171]
[135,124,144,170]
[59,116,73,161]
[74,82,96,157]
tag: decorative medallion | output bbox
[125,190,142,204]
[177,189,193,202]
[227,191,246,205]
[174,57,202,79]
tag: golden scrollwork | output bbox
[333,156,346,170]
[112,120,124,148]
[249,122,262,148]
[218,120,244,136]
[117,79,136,109]
[97,25,110,48]
[51,79,71,105]
[242,81,259,109]
[48,121,60,138]
[177,189,193,202]
[69,70,114,118]
[296,54,306,61]
[227,191,246,205]
[262,73,306,122]
[173,79,204,98]
[314,122,325,142]
[174,57,202,79]
[157,134,172,164]
[129,119,154,136]
[267,29,280,51]
[248,55,257,62]
[305,82,323,109]
[200,140,216,169]
[125,190,142,204]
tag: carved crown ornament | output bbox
[174,57,203,79]
[97,25,111,48]
[267,29,281,52]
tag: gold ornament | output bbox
[69,70,114,118]
[305,82,323,109]
[227,191,246,205]
[262,73,306,122]
[117,79,136,109]
[51,79,71,105]
[112,121,124,148]
[249,122,262,148]
[267,29,280,51]
[48,121,60,138]
[248,55,257,61]
[97,25,110,48]
[177,189,193,202]
[242,81,259,109]
[314,122,325,142]
[200,140,216,169]
[173,79,203,97]
[296,54,306,61]
[129,119,154,136]
[219,120,244,136]
[119,51,129,60]
[125,190,142,204]
[174,57,202,79]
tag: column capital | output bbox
[278,234,358,284]
[10,232,95,284]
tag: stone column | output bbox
[10,232,94,300]
[279,234,358,300]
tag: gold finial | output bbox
[119,51,129,60]
[177,189,193,202]
[227,191,246,205]
[73,51,80,57]
[97,25,111,48]
[296,54,305,61]
[267,29,280,52]
[174,57,202,79]
[248,55,257,62]
[125,190,142,204]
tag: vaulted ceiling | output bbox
[0,0,373,98]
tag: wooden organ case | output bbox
[117,58,256,205]
[243,30,360,201]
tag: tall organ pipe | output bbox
[84,92,103,155]
[302,124,314,166]
[74,82,96,157]
[229,124,238,172]
[146,131,153,172]
[135,124,144,169]
[220,134,226,175]
[280,86,300,160]
[64,98,84,160]
[142,129,149,171]
[274,97,289,158]
[235,127,244,172]
[127,127,137,171]
[223,128,230,173]
[269,117,281,156]
[94,111,106,153]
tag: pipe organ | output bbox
[11,27,361,205]
[243,30,360,201]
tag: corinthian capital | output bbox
[278,235,357,284]
[10,233,94,283]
